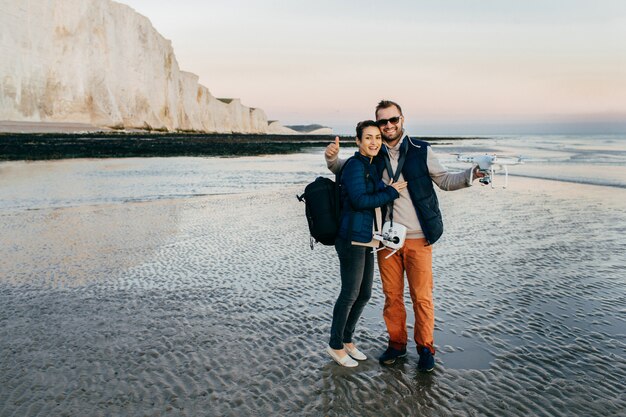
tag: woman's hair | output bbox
[356,120,379,140]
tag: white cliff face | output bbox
[0,0,299,134]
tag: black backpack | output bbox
[297,157,357,249]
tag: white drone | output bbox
[456,153,524,188]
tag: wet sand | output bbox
[0,177,625,416]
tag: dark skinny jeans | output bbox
[329,237,374,350]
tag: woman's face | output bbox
[357,126,383,157]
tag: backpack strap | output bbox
[337,156,370,242]
[336,156,353,241]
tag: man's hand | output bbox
[325,136,340,159]
[473,166,486,179]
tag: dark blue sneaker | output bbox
[378,346,407,365]
[417,347,435,372]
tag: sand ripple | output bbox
[1,178,625,416]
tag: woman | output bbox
[326,120,407,367]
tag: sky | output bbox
[120,0,626,135]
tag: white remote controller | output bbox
[373,221,407,250]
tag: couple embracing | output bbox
[325,100,484,372]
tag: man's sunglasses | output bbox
[376,116,402,127]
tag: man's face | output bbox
[375,105,404,144]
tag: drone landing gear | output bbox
[503,165,509,189]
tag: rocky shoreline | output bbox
[0,133,481,160]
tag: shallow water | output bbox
[0,154,322,211]
[0,135,625,416]
[1,134,624,212]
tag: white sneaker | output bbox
[344,344,367,361]
[326,347,358,367]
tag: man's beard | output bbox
[382,130,402,144]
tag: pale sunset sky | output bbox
[120,0,626,135]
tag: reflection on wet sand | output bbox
[0,201,181,287]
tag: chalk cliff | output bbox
[0,0,300,134]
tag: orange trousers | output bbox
[377,238,435,353]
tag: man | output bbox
[325,100,483,372]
